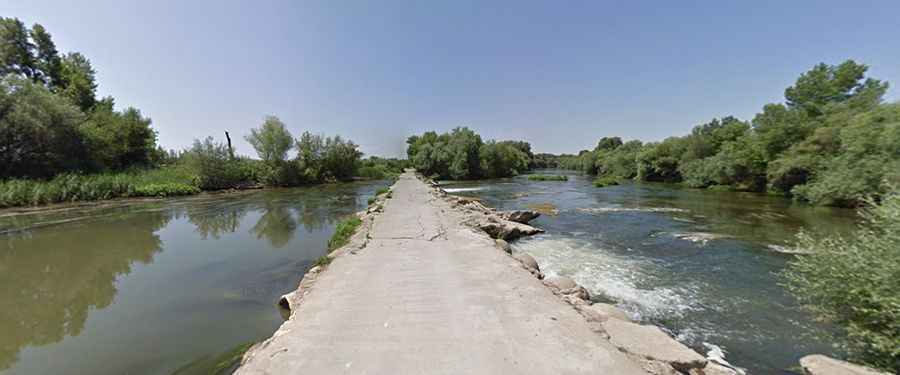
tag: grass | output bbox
[527,174,568,181]
[313,254,332,267]
[327,216,363,251]
[593,175,621,187]
[170,341,255,375]
[375,186,391,196]
[0,164,202,208]
[367,197,376,205]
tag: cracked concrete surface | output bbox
[235,172,649,375]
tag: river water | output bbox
[0,181,387,375]
[442,170,858,374]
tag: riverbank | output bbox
[237,171,737,374]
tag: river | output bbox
[0,180,388,375]
[441,170,858,374]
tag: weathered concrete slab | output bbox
[236,172,649,374]
[799,354,889,375]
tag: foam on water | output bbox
[513,235,702,321]
[442,187,486,193]
[576,206,688,214]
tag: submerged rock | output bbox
[525,202,560,216]
[497,210,541,224]
[603,319,707,371]
[799,354,889,375]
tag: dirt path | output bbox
[235,172,648,374]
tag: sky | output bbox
[4,0,900,157]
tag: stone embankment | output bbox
[238,171,887,375]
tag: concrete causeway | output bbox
[235,172,649,374]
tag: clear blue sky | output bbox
[5,1,899,157]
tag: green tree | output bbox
[784,190,900,372]
[58,52,97,111]
[78,98,158,171]
[785,60,888,117]
[0,76,85,178]
[0,17,37,79]
[245,116,294,163]
[29,23,62,87]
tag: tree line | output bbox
[406,127,535,179]
[0,18,403,207]
[557,60,898,207]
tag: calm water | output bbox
[0,181,387,375]
[443,170,858,374]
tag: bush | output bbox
[527,175,567,181]
[367,197,376,205]
[593,175,620,187]
[784,190,900,371]
[327,216,362,251]
[375,187,390,196]
[184,137,254,190]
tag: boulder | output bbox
[576,303,631,322]
[512,252,539,272]
[494,239,511,253]
[476,216,544,241]
[603,319,707,371]
[799,354,889,375]
[688,363,742,375]
[498,210,541,224]
[545,276,590,301]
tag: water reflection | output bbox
[0,210,171,370]
[0,180,386,375]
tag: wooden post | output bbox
[225,131,235,160]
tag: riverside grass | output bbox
[527,174,568,181]
[0,165,199,208]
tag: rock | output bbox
[688,363,742,375]
[512,252,539,272]
[498,210,541,224]
[603,319,707,371]
[799,354,889,375]
[476,216,544,241]
[545,276,590,301]
[494,239,511,253]
[576,303,631,322]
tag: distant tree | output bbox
[245,116,294,163]
[321,135,362,181]
[0,17,37,79]
[58,52,97,111]
[0,76,85,178]
[29,23,62,87]
[785,60,888,117]
[296,131,326,181]
[78,97,158,171]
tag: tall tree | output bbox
[29,23,62,87]
[59,52,97,111]
[245,115,294,163]
[0,17,37,79]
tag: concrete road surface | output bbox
[236,172,648,374]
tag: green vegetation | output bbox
[0,17,384,208]
[170,341,255,375]
[406,128,532,179]
[527,175,568,181]
[327,216,362,251]
[558,60,898,207]
[367,197,376,205]
[784,190,900,372]
[375,187,391,196]
[357,157,409,180]
[593,175,620,187]
[313,254,332,267]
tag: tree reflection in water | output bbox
[0,210,172,370]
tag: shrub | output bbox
[784,190,900,371]
[184,137,254,190]
[327,216,362,251]
[375,187,390,196]
[528,175,568,181]
[367,197,376,205]
[593,175,620,187]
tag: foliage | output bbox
[183,137,255,190]
[245,116,294,163]
[132,183,200,197]
[79,99,158,171]
[375,187,390,196]
[357,156,409,180]
[406,127,533,179]
[557,60,895,207]
[784,190,900,371]
[327,216,362,251]
[593,175,620,187]
[527,174,567,181]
